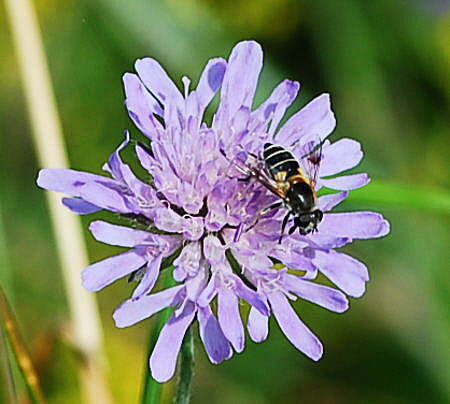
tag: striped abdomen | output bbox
[263,143,299,179]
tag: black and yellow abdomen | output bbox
[263,143,299,179]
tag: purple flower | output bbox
[37,40,389,382]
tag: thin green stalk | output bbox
[174,327,194,404]
[348,180,450,213]
[0,324,18,404]
[0,205,14,304]
[0,286,45,404]
[142,266,176,404]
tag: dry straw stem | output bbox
[3,0,113,403]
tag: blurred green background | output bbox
[1,0,450,403]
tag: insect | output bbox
[224,141,323,242]
[261,142,323,240]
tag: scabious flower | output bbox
[37,41,389,382]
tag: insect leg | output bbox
[220,148,255,180]
[278,211,292,244]
[288,222,298,235]
[237,174,253,182]
[261,201,283,215]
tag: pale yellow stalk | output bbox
[3,0,113,403]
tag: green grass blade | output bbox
[0,324,18,404]
[0,286,46,404]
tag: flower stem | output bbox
[141,266,176,404]
[175,327,194,404]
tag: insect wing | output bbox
[254,167,286,198]
[220,147,285,198]
[299,137,324,189]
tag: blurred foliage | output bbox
[190,0,302,39]
[1,0,449,403]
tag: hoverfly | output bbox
[224,140,323,242]
[262,142,323,239]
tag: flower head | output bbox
[37,41,389,382]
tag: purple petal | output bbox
[113,285,184,327]
[313,250,369,298]
[135,58,184,109]
[89,220,165,247]
[271,247,317,272]
[62,197,101,214]
[131,255,163,299]
[105,131,130,183]
[203,235,226,265]
[184,266,208,302]
[284,274,349,313]
[154,208,184,233]
[247,305,269,343]
[216,41,263,125]
[320,138,363,177]
[318,191,349,212]
[180,182,203,215]
[173,266,186,282]
[135,143,155,175]
[233,248,276,271]
[82,250,146,292]
[78,182,129,212]
[297,233,351,249]
[173,242,202,281]
[205,204,227,232]
[196,58,227,114]
[150,302,196,382]
[197,306,233,364]
[269,291,323,360]
[123,73,163,138]
[319,211,390,240]
[276,93,336,147]
[182,216,204,241]
[106,136,158,204]
[233,276,269,316]
[270,241,316,271]
[197,275,218,307]
[254,219,284,240]
[253,79,300,136]
[232,106,251,134]
[218,288,245,353]
[320,173,370,190]
[37,168,115,196]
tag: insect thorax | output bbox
[286,181,316,213]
